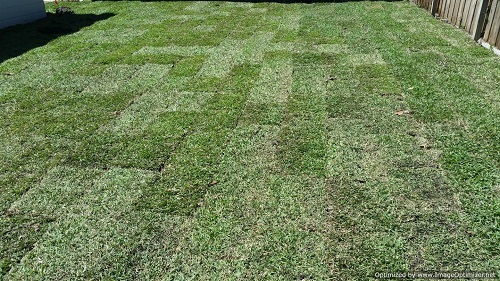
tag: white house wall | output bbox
[0,0,46,29]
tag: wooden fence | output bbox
[414,0,434,11]
[483,0,500,47]
[413,0,500,50]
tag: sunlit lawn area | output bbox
[0,0,498,279]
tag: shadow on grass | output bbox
[0,12,115,64]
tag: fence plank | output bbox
[441,0,450,19]
[490,0,500,45]
[430,0,436,11]
[483,0,496,40]
[456,0,468,27]
[472,0,490,39]
[462,0,472,26]
[420,0,430,11]
[451,0,461,24]
[471,0,481,33]
[497,13,500,47]
[485,0,497,40]
[440,0,448,17]
[432,0,441,14]
[427,0,433,11]
[449,0,457,22]
[471,0,482,33]
[454,0,464,23]
[447,0,454,19]
[462,0,473,26]
[466,0,478,32]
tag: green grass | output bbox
[1,0,499,279]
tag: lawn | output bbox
[0,0,498,279]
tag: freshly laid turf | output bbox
[0,0,498,279]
